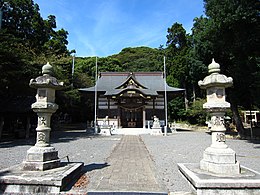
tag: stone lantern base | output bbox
[178,163,260,195]
[0,162,83,194]
[99,125,112,136]
[200,146,240,175]
[23,146,60,171]
[150,127,162,135]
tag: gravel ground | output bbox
[141,131,260,193]
[0,130,122,186]
[0,129,260,194]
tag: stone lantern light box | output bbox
[31,62,63,104]
[198,59,233,110]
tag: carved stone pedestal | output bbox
[200,111,240,175]
[23,146,60,171]
[150,128,162,135]
[100,126,111,136]
[23,105,61,171]
[200,147,240,175]
[150,116,162,135]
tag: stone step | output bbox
[87,192,168,195]
[169,191,195,195]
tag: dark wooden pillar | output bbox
[25,116,31,139]
[107,97,110,117]
[153,98,155,116]
[118,106,122,128]
[0,116,4,140]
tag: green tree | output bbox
[193,0,260,135]
[44,28,69,57]
[186,98,208,125]
[0,0,71,121]
[112,46,165,72]
[166,23,192,110]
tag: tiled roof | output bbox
[79,72,184,95]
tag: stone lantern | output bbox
[23,62,64,171]
[177,59,260,195]
[198,59,240,175]
[0,63,83,194]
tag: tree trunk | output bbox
[192,84,196,103]
[183,82,188,110]
[0,116,4,140]
[230,99,245,137]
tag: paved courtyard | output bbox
[0,130,260,194]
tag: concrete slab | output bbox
[112,128,151,135]
[87,191,167,195]
[178,163,260,195]
[0,162,83,194]
[88,135,167,193]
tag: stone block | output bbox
[100,127,111,136]
[200,146,240,175]
[202,147,237,164]
[26,150,58,162]
[0,162,83,194]
[200,159,240,175]
[23,146,60,171]
[23,159,60,171]
[150,128,162,135]
[178,163,260,195]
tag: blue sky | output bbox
[34,0,204,57]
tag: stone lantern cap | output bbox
[198,59,233,89]
[29,62,64,89]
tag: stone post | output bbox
[150,116,162,135]
[99,116,111,136]
[198,59,240,175]
[23,62,64,171]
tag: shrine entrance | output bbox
[117,96,145,128]
[120,107,143,128]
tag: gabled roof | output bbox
[104,88,158,96]
[115,72,147,89]
[79,72,184,96]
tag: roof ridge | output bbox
[100,72,163,76]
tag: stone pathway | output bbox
[88,135,167,194]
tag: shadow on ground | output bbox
[83,162,110,172]
[62,162,110,192]
[0,127,101,148]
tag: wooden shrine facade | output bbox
[80,72,184,128]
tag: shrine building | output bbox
[79,72,184,129]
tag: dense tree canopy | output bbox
[0,0,259,135]
[192,0,260,134]
[0,0,72,123]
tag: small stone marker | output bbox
[150,116,162,135]
[99,116,112,136]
